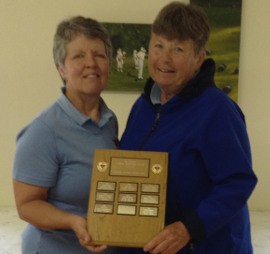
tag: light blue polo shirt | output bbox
[150,82,162,105]
[13,88,120,254]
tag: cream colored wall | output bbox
[0,0,269,211]
[238,0,270,211]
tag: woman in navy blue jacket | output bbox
[120,2,257,254]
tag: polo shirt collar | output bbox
[150,83,162,105]
[57,87,113,127]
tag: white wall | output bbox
[1,0,269,211]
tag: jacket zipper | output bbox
[138,106,162,150]
[189,242,194,254]
[139,105,195,253]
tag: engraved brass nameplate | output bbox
[94,204,113,214]
[140,194,159,205]
[96,192,115,202]
[97,181,116,191]
[110,158,149,177]
[117,205,136,215]
[141,183,160,193]
[139,206,158,217]
[119,182,138,192]
[87,149,168,247]
[118,193,137,203]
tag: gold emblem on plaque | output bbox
[97,162,108,172]
[152,164,162,174]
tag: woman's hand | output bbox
[70,215,107,253]
[143,221,191,254]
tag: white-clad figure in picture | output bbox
[133,49,139,69]
[137,47,147,80]
[122,50,127,70]
[116,48,124,72]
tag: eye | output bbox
[175,47,183,52]
[95,53,106,58]
[155,43,163,49]
[74,54,84,59]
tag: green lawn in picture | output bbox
[107,55,148,92]
[205,6,242,102]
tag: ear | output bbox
[57,64,66,80]
[195,50,206,70]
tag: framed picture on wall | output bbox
[104,0,242,103]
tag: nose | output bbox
[85,53,97,67]
[160,49,172,63]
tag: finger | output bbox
[85,244,107,253]
[144,233,166,252]
[160,241,181,254]
[79,234,92,246]
[147,239,170,254]
[144,239,159,252]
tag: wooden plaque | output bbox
[87,149,168,247]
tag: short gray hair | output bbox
[53,16,112,68]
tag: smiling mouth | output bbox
[159,68,174,73]
[84,74,99,78]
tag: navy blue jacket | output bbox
[120,59,257,253]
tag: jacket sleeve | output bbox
[187,98,257,241]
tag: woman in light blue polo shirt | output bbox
[13,16,120,254]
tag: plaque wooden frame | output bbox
[87,149,168,247]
